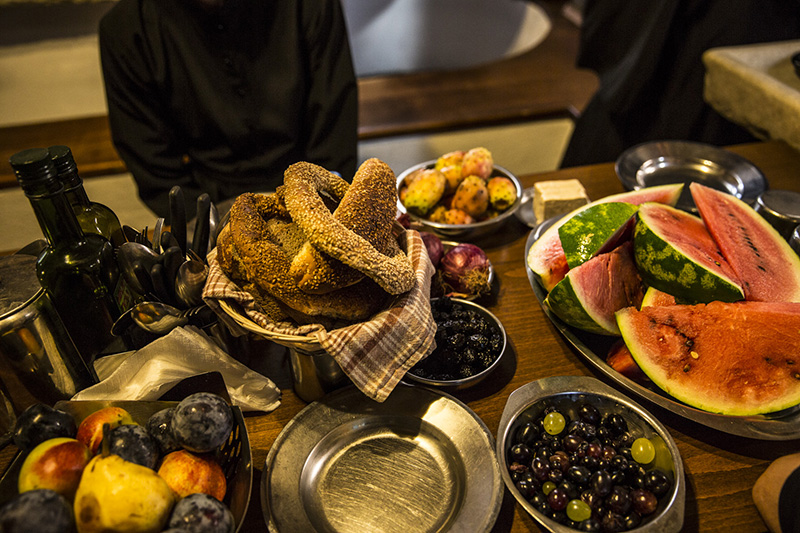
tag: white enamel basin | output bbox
[342,0,552,77]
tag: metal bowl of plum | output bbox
[0,399,252,532]
[496,376,685,533]
[403,297,506,390]
[397,158,523,241]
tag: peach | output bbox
[76,406,135,455]
[157,450,227,501]
[18,437,91,500]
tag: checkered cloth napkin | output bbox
[203,228,437,402]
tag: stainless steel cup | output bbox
[754,190,800,241]
[288,347,348,402]
[791,225,800,257]
[0,255,98,415]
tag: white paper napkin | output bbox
[72,326,281,413]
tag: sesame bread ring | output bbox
[284,159,415,295]
[221,193,387,323]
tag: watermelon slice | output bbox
[558,202,639,269]
[617,301,800,416]
[640,286,678,307]
[606,340,650,383]
[545,242,644,335]
[690,183,800,303]
[633,202,743,303]
[527,184,684,291]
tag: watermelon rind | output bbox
[633,203,744,304]
[527,184,684,292]
[545,243,644,336]
[690,182,800,303]
[617,301,800,416]
[545,275,609,334]
[558,202,639,269]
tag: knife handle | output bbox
[150,263,173,305]
[169,186,187,256]
[192,193,211,260]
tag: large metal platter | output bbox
[262,383,503,532]
[524,228,800,440]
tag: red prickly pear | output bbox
[452,175,489,217]
[461,147,493,180]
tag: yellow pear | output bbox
[73,453,174,533]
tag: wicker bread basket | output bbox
[218,299,327,354]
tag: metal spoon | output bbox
[151,217,165,254]
[131,301,188,335]
[131,302,211,335]
[174,258,208,308]
[117,242,162,295]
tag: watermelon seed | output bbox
[690,351,699,359]
[793,373,800,380]
[788,360,796,365]
[683,364,691,373]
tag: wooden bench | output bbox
[0,0,596,189]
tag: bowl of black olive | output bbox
[496,376,685,533]
[404,297,506,390]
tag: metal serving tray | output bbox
[262,383,503,532]
[524,229,800,440]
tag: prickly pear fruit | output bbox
[439,165,464,194]
[402,167,425,188]
[443,208,474,225]
[402,168,446,216]
[428,205,448,223]
[487,176,517,211]
[461,147,493,180]
[435,150,465,170]
[452,175,489,218]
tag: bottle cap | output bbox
[48,145,80,187]
[9,148,61,196]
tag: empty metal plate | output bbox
[262,384,502,532]
[615,140,767,212]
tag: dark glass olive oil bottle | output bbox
[48,145,125,247]
[10,148,123,364]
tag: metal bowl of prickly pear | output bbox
[397,160,523,241]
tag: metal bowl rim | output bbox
[496,375,685,533]
[403,297,507,390]
[396,160,523,233]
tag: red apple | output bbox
[75,406,135,455]
[18,437,91,500]
[157,450,226,501]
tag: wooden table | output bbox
[2,140,799,532]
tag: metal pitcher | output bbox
[0,255,98,415]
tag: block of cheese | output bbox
[532,179,590,225]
